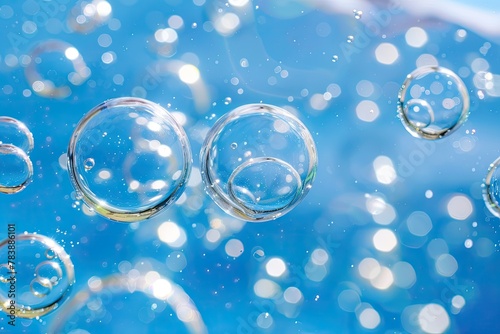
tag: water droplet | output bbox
[84,158,95,171]
[353,10,363,20]
[200,104,317,222]
[398,66,470,139]
[67,97,192,222]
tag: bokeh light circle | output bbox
[0,233,75,318]
[398,66,470,140]
[200,103,317,222]
[67,97,192,222]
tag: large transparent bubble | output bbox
[483,156,500,218]
[200,104,317,222]
[0,116,34,154]
[0,233,75,318]
[48,273,207,334]
[398,66,470,140]
[0,144,33,194]
[67,97,192,222]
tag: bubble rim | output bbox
[48,273,207,334]
[397,65,470,140]
[483,156,500,218]
[24,39,90,99]
[200,103,318,222]
[0,116,35,154]
[0,233,75,318]
[67,97,192,223]
[0,143,33,195]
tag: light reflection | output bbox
[373,156,397,184]
[265,257,287,278]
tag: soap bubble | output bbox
[0,116,34,154]
[200,104,317,222]
[483,156,500,218]
[48,273,207,334]
[67,97,192,222]
[25,40,91,98]
[0,144,33,194]
[0,233,75,318]
[398,66,470,140]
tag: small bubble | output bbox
[230,142,238,149]
[83,158,95,171]
[224,97,232,105]
[332,55,339,63]
[30,277,53,298]
[45,249,55,259]
[347,36,354,43]
[353,10,363,19]
[483,157,500,218]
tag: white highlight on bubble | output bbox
[178,64,200,84]
[373,229,397,252]
[265,257,287,278]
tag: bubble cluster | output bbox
[0,234,75,318]
[67,0,113,33]
[48,273,207,334]
[67,97,192,222]
[25,40,91,98]
[200,104,317,222]
[398,66,470,139]
[483,157,500,218]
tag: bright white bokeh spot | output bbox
[151,278,173,300]
[65,47,80,60]
[370,266,393,290]
[373,229,397,252]
[178,64,200,84]
[225,238,244,258]
[416,54,439,67]
[359,308,381,329]
[157,221,187,248]
[373,155,397,184]
[229,0,249,7]
[356,100,380,122]
[375,43,399,65]
[265,257,287,278]
[452,295,466,309]
[405,27,428,48]
[447,195,473,220]
[418,303,450,334]
[435,253,458,277]
[358,258,381,280]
